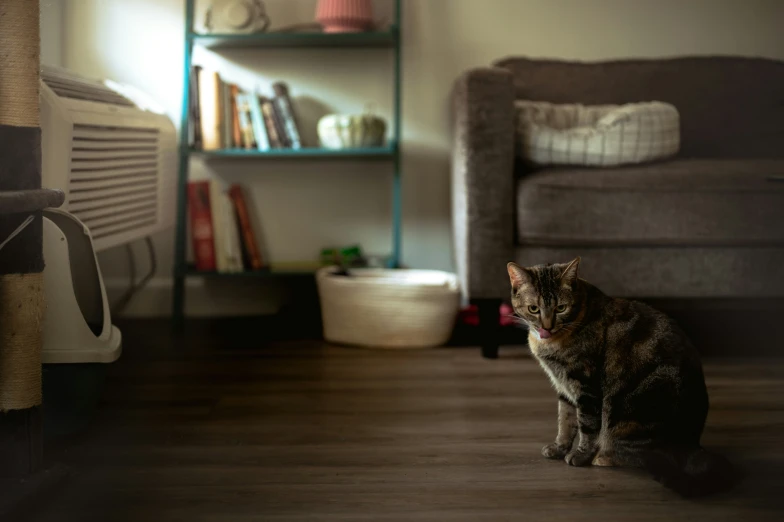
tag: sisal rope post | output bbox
[0,274,44,410]
[0,0,39,128]
[0,0,44,414]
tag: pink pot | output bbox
[315,0,374,33]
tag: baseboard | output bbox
[104,277,284,318]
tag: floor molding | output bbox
[103,277,283,318]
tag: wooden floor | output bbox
[25,322,784,521]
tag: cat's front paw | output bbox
[565,448,595,467]
[541,443,570,459]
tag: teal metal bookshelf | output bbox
[189,27,398,49]
[172,0,403,327]
[189,140,397,159]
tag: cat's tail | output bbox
[642,445,737,498]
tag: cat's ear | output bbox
[559,257,580,287]
[507,262,531,291]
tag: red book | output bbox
[228,184,263,270]
[187,180,216,271]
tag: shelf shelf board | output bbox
[189,142,397,160]
[188,28,399,50]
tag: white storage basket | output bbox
[316,266,460,348]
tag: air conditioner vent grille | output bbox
[42,65,135,107]
[69,124,160,235]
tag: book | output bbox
[229,185,264,270]
[269,98,291,148]
[209,179,228,272]
[260,96,285,148]
[272,82,302,149]
[188,65,202,148]
[198,70,222,150]
[222,190,244,272]
[230,84,242,148]
[187,181,216,271]
[209,179,245,273]
[246,95,271,151]
[220,79,233,149]
[235,94,256,149]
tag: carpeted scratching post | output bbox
[0,0,66,517]
[0,0,46,477]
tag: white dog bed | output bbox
[515,100,680,167]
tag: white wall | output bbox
[40,0,64,66]
[44,0,784,317]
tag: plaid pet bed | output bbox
[515,100,680,167]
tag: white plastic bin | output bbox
[316,266,460,348]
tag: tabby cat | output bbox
[507,257,734,497]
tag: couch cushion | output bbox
[516,159,784,246]
[515,246,784,298]
[494,56,784,159]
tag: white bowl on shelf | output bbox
[317,113,387,149]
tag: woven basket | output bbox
[316,266,460,348]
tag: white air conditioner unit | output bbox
[40,65,177,252]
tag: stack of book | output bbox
[188,66,303,151]
[187,181,264,273]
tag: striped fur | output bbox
[507,257,735,497]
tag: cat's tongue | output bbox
[537,328,552,339]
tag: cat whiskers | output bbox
[556,321,586,334]
[503,314,530,330]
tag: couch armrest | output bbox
[451,67,516,301]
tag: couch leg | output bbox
[475,298,502,359]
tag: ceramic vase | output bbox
[315,0,374,33]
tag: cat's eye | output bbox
[556,304,567,313]
[528,305,539,314]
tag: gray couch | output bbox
[450,55,784,358]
